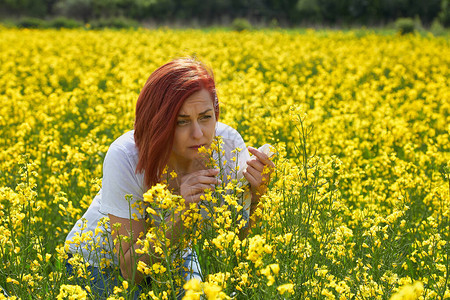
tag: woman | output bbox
[65,58,274,298]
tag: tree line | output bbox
[1,0,449,27]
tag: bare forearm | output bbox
[119,213,185,284]
[120,238,147,284]
[239,192,261,240]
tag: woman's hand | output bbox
[179,168,221,205]
[244,146,275,201]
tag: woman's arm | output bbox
[109,215,148,284]
[109,213,184,284]
[109,168,220,284]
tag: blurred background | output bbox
[0,0,449,32]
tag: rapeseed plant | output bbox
[0,28,448,299]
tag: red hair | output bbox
[134,58,219,188]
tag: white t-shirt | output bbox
[65,122,250,267]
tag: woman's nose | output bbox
[192,122,203,139]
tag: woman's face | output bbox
[170,89,216,171]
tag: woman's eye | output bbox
[201,115,212,121]
[177,120,188,126]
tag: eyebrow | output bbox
[178,109,213,118]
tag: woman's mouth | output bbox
[189,144,205,150]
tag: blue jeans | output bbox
[66,250,202,299]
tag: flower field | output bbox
[0,27,449,299]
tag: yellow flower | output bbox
[203,282,222,299]
[277,283,295,295]
[184,278,202,292]
[390,281,423,300]
[113,286,123,294]
[183,278,202,300]
[1,27,449,300]
[260,264,279,286]
[56,284,87,300]
[152,262,167,274]
[6,277,19,285]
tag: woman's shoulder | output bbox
[109,130,137,153]
[216,122,242,141]
[215,122,247,153]
[102,130,143,184]
[105,130,139,163]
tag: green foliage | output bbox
[0,19,16,28]
[439,0,450,26]
[53,0,93,22]
[89,17,140,29]
[395,18,416,35]
[430,18,446,35]
[17,17,48,28]
[296,0,321,21]
[231,18,252,32]
[1,0,48,17]
[269,18,279,29]
[0,0,448,27]
[49,17,83,29]
[14,17,84,29]
[413,15,425,32]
